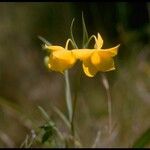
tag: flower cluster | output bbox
[44,33,120,77]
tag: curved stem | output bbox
[84,35,96,48]
[65,38,78,50]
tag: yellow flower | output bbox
[73,33,120,77]
[44,39,76,73]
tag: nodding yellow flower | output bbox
[73,33,120,77]
[44,39,76,73]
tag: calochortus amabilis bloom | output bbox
[44,39,76,73]
[43,33,119,77]
[72,33,120,77]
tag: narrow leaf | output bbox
[82,12,88,48]
[70,18,78,49]
[53,106,71,129]
[38,106,50,121]
[38,36,51,46]
[132,128,150,148]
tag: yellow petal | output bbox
[94,33,103,49]
[53,50,75,63]
[48,50,76,72]
[82,59,98,77]
[72,49,93,60]
[99,44,120,57]
[96,55,115,72]
[44,45,65,51]
[91,51,101,66]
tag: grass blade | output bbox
[38,106,50,121]
[82,12,89,48]
[132,128,150,148]
[53,106,71,129]
[38,36,51,46]
[70,18,78,49]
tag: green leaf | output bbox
[38,106,50,121]
[70,18,78,49]
[82,12,88,48]
[40,125,51,131]
[42,131,53,143]
[38,36,51,46]
[132,127,150,148]
[53,106,71,129]
[40,121,55,131]
[41,122,55,144]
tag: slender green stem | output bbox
[64,70,73,123]
[64,70,77,147]
[101,74,112,135]
[70,83,78,142]
[71,70,82,137]
[64,69,82,147]
[106,85,112,135]
[71,108,75,140]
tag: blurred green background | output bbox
[0,2,150,148]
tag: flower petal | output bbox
[91,51,101,66]
[72,49,93,60]
[96,55,115,72]
[94,33,103,49]
[100,44,120,57]
[48,50,76,73]
[82,59,98,77]
[44,45,65,52]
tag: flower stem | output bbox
[101,74,112,135]
[107,86,112,135]
[64,70,73,123]
[70,78,80,142]
[64,70,77,147]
